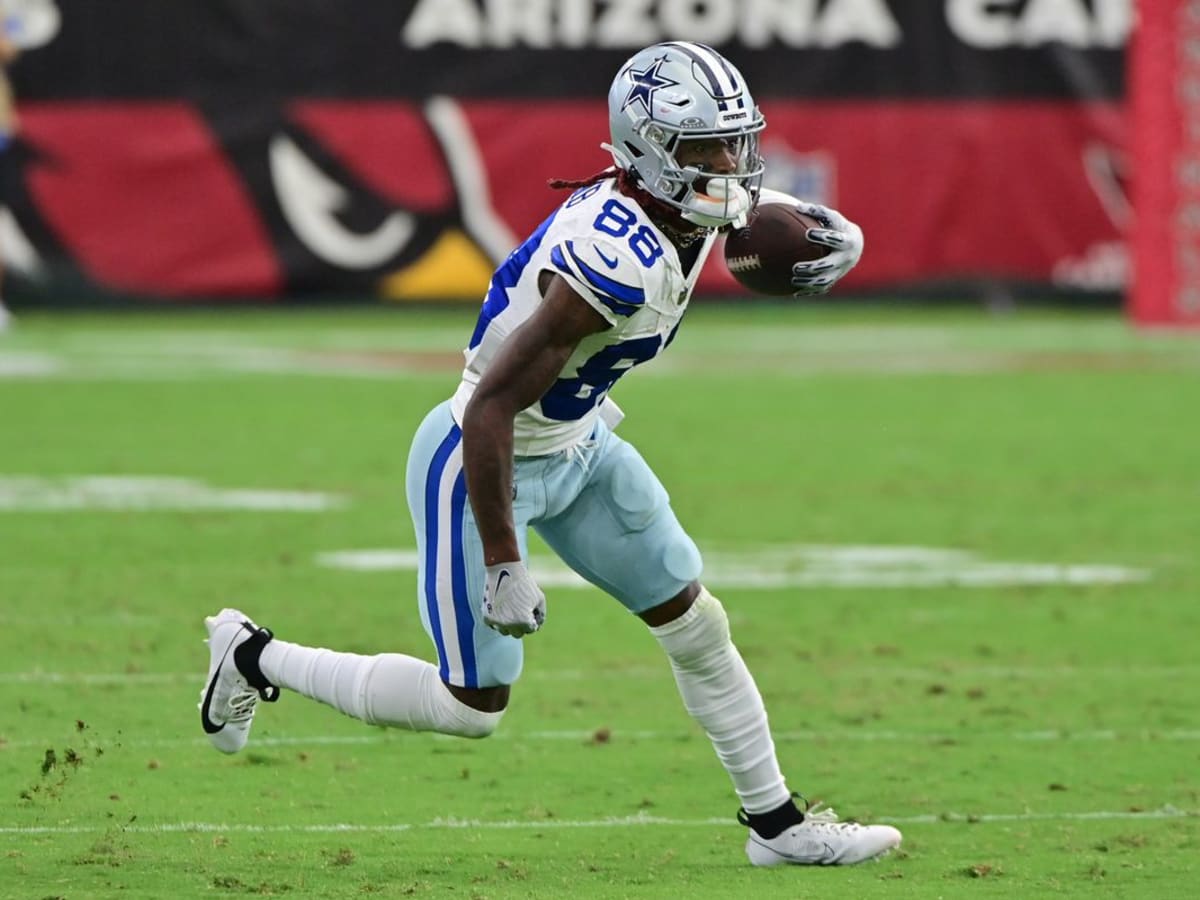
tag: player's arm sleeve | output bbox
[546,237,649,327]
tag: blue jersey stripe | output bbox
[594,293,643,318]
[469,209,559,350]
[423,423,462,683]
[564,242,646,306]
[549,243,571,278]
[551,243,643,318]
[448,468,477,688]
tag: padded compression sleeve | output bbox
[260,642,502,739]
[650,588,791,814]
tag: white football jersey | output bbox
[451,179,717,456]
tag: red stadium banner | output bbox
[1129,1,1200,327]
[12,98,1127,300]
[3,0,1134,303]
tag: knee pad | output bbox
[662,537,703,586]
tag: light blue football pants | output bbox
[405,400,703,689]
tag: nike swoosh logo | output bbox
[495,569,510,593]
[747,834,838,864]
[199,635,238,734]
[594,247,619,269]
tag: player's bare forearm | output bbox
[462,340,561,563]
[461,395,521,564]
[462,278,609,564]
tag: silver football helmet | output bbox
[606,42,765,227]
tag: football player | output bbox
[200,41,898,867]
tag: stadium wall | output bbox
[4,0,1130,304]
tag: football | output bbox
[723,204,830,296]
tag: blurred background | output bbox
[3,7,1199,894]
[0,0,1189,325]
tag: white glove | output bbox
[481,560,546,638]
[683,179,752,229]
[789,201,865,296]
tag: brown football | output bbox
[723,204,830,296]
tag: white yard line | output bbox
[317,545,1150,588]
[5,728,1200,752]
[0,806,1192,836]
[8,321,1199,381]
[3,662,1198,686]
[0,672,194,684]
[0,476,344,511]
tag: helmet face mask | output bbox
[606,42,766,227]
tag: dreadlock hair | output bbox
[547,166,622,192]
[547,167,706,244]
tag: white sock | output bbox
[258,641,501,739]
[650,588,790,814]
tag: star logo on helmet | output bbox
[621,56,678,116]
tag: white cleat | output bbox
[198,608,279,754]
[743,803,902,866]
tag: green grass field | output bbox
[1,304,1198,899]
